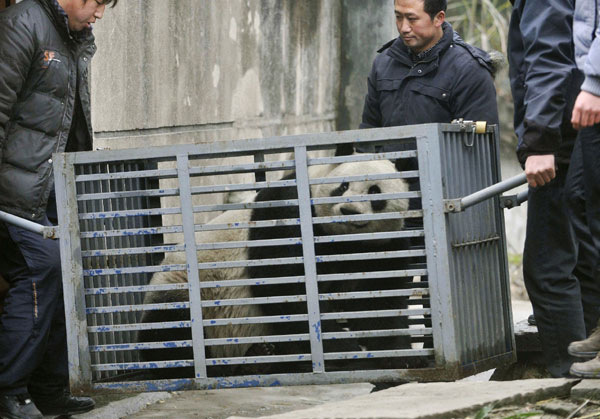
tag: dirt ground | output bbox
[469,395,600,419]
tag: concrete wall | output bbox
[91,0,342,150]
[91,0,402,146]
[337,0,396,131]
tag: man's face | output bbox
[60,0,106,31]
[394,0,444,53]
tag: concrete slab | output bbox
[77,392,172,419]
[228,379,576,419]
[127,383,373,419]
[571,379,600,400]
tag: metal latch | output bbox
[451,118,487,147]
[500,190,528,209]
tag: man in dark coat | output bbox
[360,0,499,132]
[357,0,499,219]
[508,0,600,378]
[0,0,117,418]
[355,0,498,392]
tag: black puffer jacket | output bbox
[508,0,582,166]
[360,22,499,132]
[0,0,96,221]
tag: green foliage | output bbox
[474,402,496,419]
[503,412,544,419]
[446,0,512,56]
[508,253,523,267]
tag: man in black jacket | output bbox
[358,0,498,219]
[356,0,498,392]
[508,0,600,377]
[360,0,498,132]
[0,1,117,418]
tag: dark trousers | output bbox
[0,193,68,396]
[566,135,600,333]
[573,124,600,262]
[524,159,600,378]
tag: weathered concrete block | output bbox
[232,379,576,419]
[571,379,600,400]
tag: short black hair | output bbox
[423,0,446,20]
[87,0,119,7]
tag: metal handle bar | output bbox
[0,210,58,239]
[515,189,529,205]
[445,173,528,213]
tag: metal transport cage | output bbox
[0,123,523,393]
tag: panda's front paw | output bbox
[245,342,277,357]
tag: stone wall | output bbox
[91,0,343,151]
[337,0,396,131]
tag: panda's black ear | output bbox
[394,157,418,172]
[394,158,404,172]
[335,143,355,157]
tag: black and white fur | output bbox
[138,158,412,375]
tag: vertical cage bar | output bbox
[294,146,325,373]
[176,154,208,379]
[54,153,93,392]
[492,125,516,357]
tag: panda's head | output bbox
[312,159,410,235]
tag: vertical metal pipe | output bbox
[53,152,93,392]
[176,154,207,379]
[294,146,325,373]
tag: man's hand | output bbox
[525,154,555,187]
[572,91,600,130]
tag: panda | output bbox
[138,156,415,377]
[247,159,415,370]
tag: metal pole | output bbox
[0,210,57,239]
[460,173,527,211]
[516,189,528,206]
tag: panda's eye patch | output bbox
[330,182,349,197]
[368,185,381,195]
[369,185,386,211]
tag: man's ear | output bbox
[434,10,445,27]
[335,143,355,157]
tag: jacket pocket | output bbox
[376,79,402,91]
[409,82,450,103]
[4,124,55,173]
[35,48,69,99]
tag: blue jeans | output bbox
[0,192,68,396]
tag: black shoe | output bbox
[30,389,95,416]
[0,395,43,419]
[528,314,536,326]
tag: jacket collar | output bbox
[380,22,495,76]
[451,31,495,75]
[384,22,454,66]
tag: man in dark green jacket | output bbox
[0,1,116,418]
